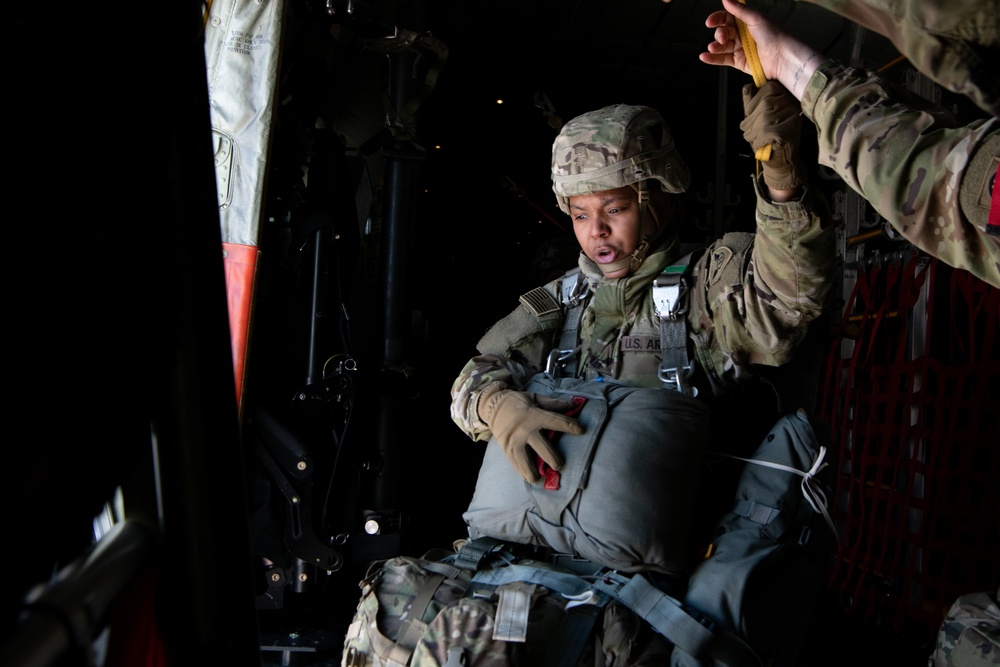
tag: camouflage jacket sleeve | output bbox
[689,176,836,390]
[448,279,565,441]
[801,59,1000,288]
[797,0,1000,119]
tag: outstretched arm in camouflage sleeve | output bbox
[689,56,836,387]
[802,64,999,287]
[796,0,1000,120]
[743,80,836,338]
[700,0,1000,288]
[690,177,836,389]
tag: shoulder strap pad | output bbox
[703,232,754,306]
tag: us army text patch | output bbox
[621,336,661,351]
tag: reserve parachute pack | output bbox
[339,405,838,666]
[464,373,710,576]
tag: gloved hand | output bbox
[739,80,806,191]
[480,389,585,483]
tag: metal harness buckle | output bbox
[652,267,687,320]
[653,265,695,395]
[546,348,577,377]
[561,269,589,307]
[658,365,694,395]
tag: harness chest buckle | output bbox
[653,267,688,320]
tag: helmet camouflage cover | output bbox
[551,104,691,214]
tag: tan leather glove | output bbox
[739,80,806,191]
[480,389,585,483]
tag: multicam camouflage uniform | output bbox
[340,552,675,666]
[799,0,1000,118]
[450,104,836,441]
[800,59,1000,288]
[443,104,836,665]
[929,588,1000,667]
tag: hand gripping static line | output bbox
[736,0,772,163]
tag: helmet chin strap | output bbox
[597,239,651,276]
[597,181,655,277]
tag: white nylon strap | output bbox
[721,446,839,544]
[493,581,536,642]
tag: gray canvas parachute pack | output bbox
[340,246,840,666]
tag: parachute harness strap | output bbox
[654,253,696,396]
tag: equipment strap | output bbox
[654,255,696,394]
[471,564,607,601]
[387,572,446,666]
[592,573,763,667]
[557,269,589,377]
[464,550,762,667]
[454,536,509,571]
[559,270,587,349]
[544,604,603,667]
[494,581,536,642]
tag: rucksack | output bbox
[339,540,609,667]
[338,535,750,667]
[671,408,839,666]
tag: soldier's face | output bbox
[569,186,654,280]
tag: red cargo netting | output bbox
[817,254,1000,641]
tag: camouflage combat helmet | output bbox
[551,104,691,215]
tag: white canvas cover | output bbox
[203,0,285,409]
[204,0,284,246]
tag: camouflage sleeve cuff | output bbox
[800,59,845,125]
[472,381,509,431]
[752,174,814,223]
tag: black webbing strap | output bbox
[544,603,602,667]
[453,536,510,571]
[387,572,446,665]
[557,269,588,378]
